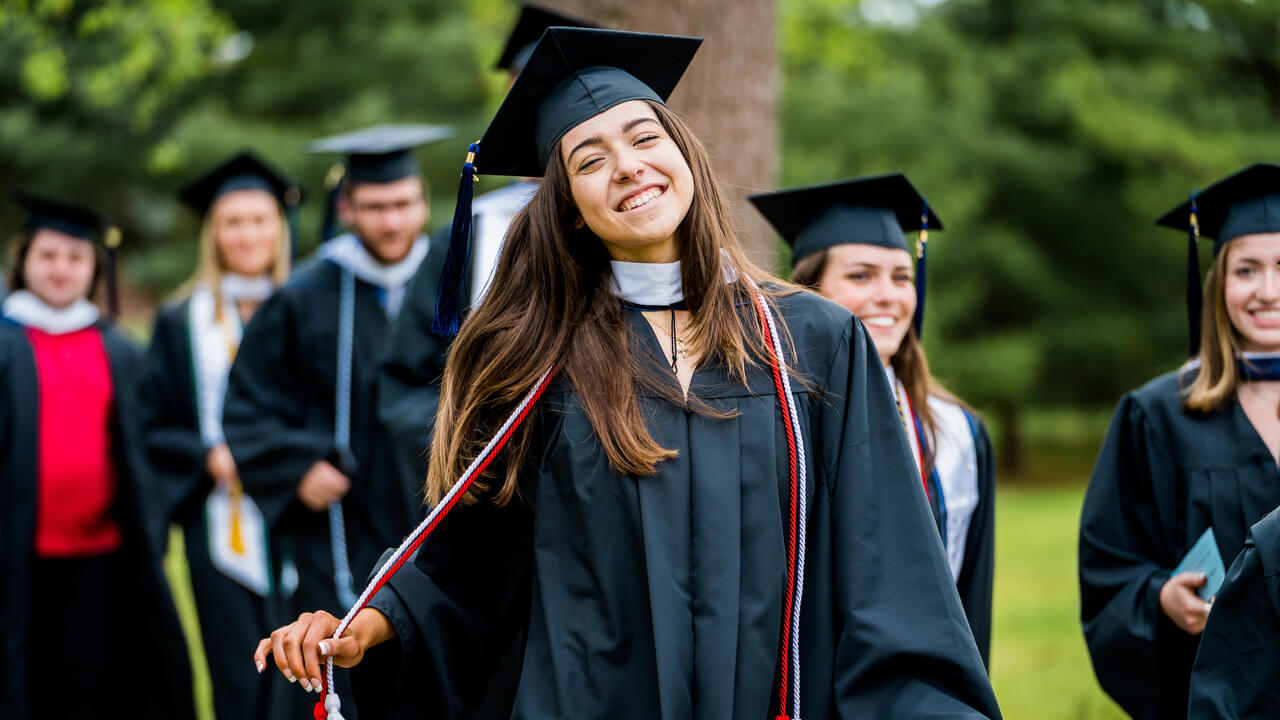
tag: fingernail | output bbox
[300,678,312,692]
[319,641,330,656]
[285,669,296,683]
[256,661,264,673]
[311,678,321,691]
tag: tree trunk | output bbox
[541,0,781,269]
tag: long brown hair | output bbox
[791,246,969,464]
[1182,251,1239,412]
[427,101,792,506]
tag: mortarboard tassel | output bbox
[1187,191,1202,358]
[320,163,346,246]
[104,226,122,318]
[432,142,480,337]
[912,201,929,338]
[284,185,302,261]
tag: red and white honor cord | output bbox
[315,366,555,720]
[316,288,807,720]
[750,284,808,720]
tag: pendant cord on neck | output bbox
[669,307,678,372]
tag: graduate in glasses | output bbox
[1079,163,1280,719]
[257,28,1000,720]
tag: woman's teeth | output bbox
[864,316,896,328]
[620,187,663,212]
[1253,309,1280,320]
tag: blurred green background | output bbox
[7,0,1280,717]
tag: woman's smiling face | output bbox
[816,242,917,366]
[559,100,695,263]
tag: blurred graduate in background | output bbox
[1079,163,1280,719]
[751,173,996,668]
[223,125,447,717]
[137,151,300,720]
[0,191,193,719]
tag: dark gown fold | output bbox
[1188,505,1280,719]
[354,291,1000,719]
[1080,370,1280,720]
[0,321,194,720]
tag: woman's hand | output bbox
[206,443,238,488]
[253,608,393,692]
[1159,571,1212,635]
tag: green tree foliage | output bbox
[2,0,518,294]
[780,0,1280,464]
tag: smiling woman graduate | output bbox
[1079,163,1280,720]
[750,174,996,669]
[256,27,1000,720]
[0,191,194,720]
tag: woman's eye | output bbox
[635,134,660,146]
[894,274,913,284]
[845,273,869,282]
[1235,266,1255,277]
[579,157,603,172]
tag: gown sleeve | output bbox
[1187,508,1280,719]
[223,290,336,527]
[354,493,534,720]
[824,318,1001,717]
[1078,394,1180,714]
[137,308,208,535]
[956,415,996,670]
[377,228,457,481]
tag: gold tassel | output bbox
[229,479,246,555]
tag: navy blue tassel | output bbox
[320,163,345,245]
[432,142,479,337]
[912,201,929,338]
[1186,191,1202,358]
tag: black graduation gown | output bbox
[223,257,425,715]
[356,291,1001,719]
[137,300,291,720]
[1079,370,1280,720]
[1187,505,1280,719]
[955,413,996,670]
[0,320,194,720]
[378,227,465,479]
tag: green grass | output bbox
[990,484,1126,719]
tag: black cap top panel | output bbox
[308,124,454,185]
[749,173,942,263]
[1156,163,1280,250]
[178,150,302,215]
[475,27,702,178]
[496,3,597,72]
[13,189,117,247]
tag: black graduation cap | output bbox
[13,189,122,314]
[749,173,942,336]
[177,150,303,216]
[14,189,119,248]
[495,3,597,73]
[475,27,702,178]
[308,124,454,186]
[1156,162,1280,357]
[432,28,702,336]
